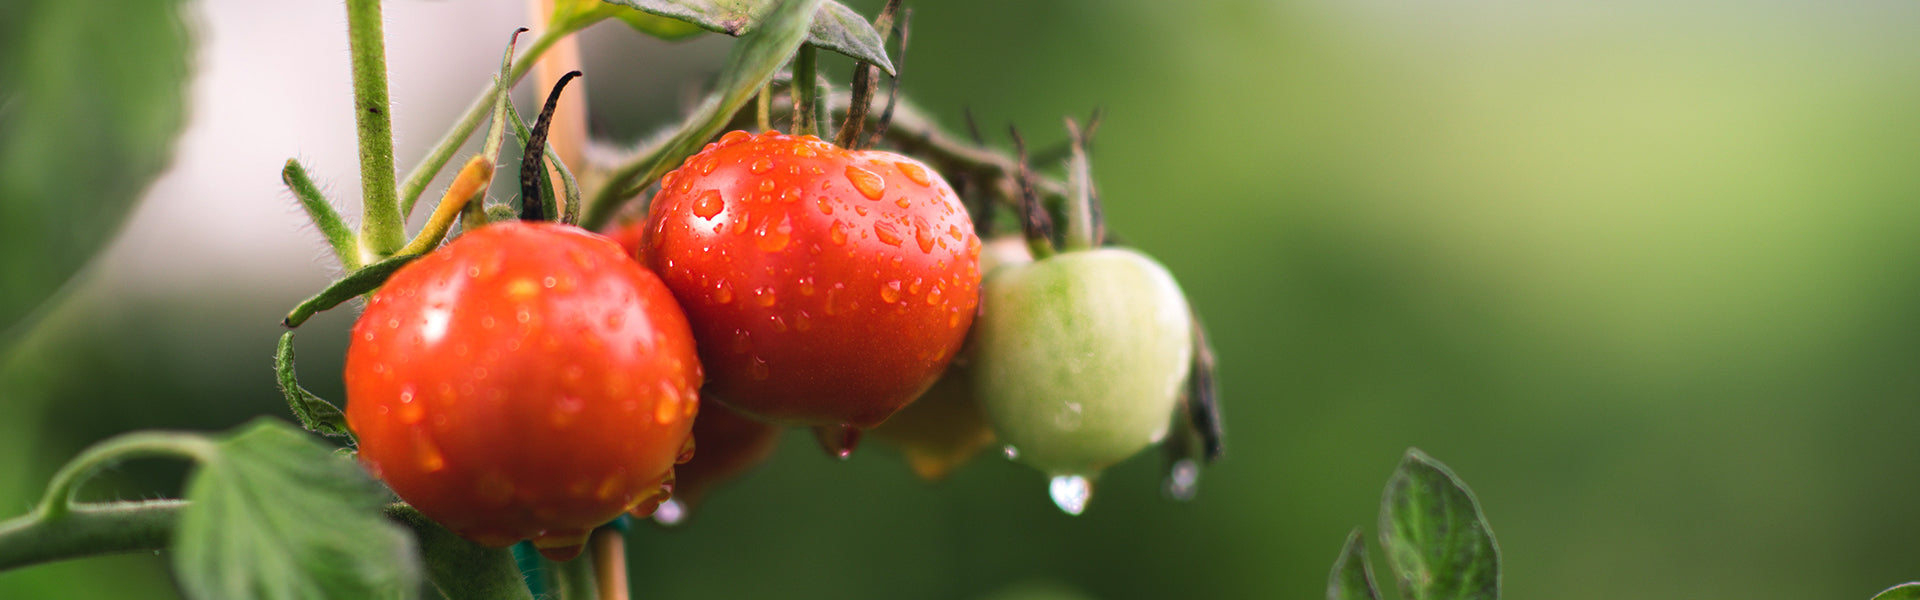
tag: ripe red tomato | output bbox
[345,221,701,560]
[638,130,980,430]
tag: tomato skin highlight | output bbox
[345,221,701,558]
[640,130,980,429]
[972,247,1193,478]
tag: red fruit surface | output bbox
[345,221,700,560]
[638,130,980,429]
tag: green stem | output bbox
[0,500,183,571]
[552,552,599,600]
[386,505,535,600]
[398,27,565,219]
[791,45,822,137]
[283,159,362,270]
[346,0,404,259]
[36,432,215,521]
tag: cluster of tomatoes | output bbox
[342,129,1201,559]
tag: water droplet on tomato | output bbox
[417,439,445,472]
[874,221,904,246]
[845,165,885,200]
[749,158,773,174]
[655,387,680,424]
[754,286,778,307]
[719,130,751,145]
[749,355,770,380]
[757,214,792,252]
[813,424,862,459]
[880,280,903,303]
[896,161,931,186]
[712,280,735,304]
[769,314,788,332]
[927,284,944,305]
[798,276,816,296]
[757,178,776,192]
[829,220,849,245]
[911,217,936,253]
[692,189,724,219]
[816,199,833,215]
[731,329,751,354]
[908,277,923,295]
[1049,475,1093,516]
[854,204,869,216]
[793,144,817,158]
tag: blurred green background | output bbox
[5,0,1920,598]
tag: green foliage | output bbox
[1380,449,1501,600]
[0,0,191,338]
[274,332,351,440]
[1873,584,1920,600]
[1328,529,1381,600]
[173,419,419,600]
[1333,450,1500,600]
[599,0,894,73]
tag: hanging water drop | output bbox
[1163,458,1200,502]
[814,424,862,459]
[1049,475,1093,516]
[653,498,687,526]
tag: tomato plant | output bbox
[346,220,700,559]
[638,130,981,436]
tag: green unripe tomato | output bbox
[972,247,1192,480]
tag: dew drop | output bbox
[874,221,904,246]
[794,310,813,331]
[880,280,903,304]
[719,130,751,145]
[927,284,944,305]
[1164,458,1201,502]
[854,205,869,216]
[844,165,885,200]
[749,158,774,174]
[418,440,446,472]
[908,277,923,295]
[793,144,817,158]
[896,161,932,186]
[749,355,771,380]
[770,314,788,332]
[712,280,735,304]
[813,424,862,459]
[798,276,816,296]
[655,387,680,425]
[912,216,936,253]
[1049,475,1093,516]
[829,220,849,245]
[757,178,776,193]
[779,188,801,203]
[692,189,724,219]
[895,197,911,209]
[653,498,687,526]
[731,328,751,354]
[1003,445,1019,460]
[816,199,834,215]
[756,214,792,252]
[754,286,778,307]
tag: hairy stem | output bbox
[346,0,404,259]
[283,159,361,270]
[0,500,183,572]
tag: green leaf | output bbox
[274,332,352,440]
[1873,584,1920,600]
[1379,449,1500,600]
[173,419,420,600]
[600,0,894,73]
[581,0,825,229]
[1329,529,1383,600]
[0,0,192,336]
[615,10,708,40]
[282,253,420,328]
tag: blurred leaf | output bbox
[615,10,707,40]
[1379,449,1500,600]
[1873,584,1920,600]
[0,0,191,336]
[1329,529,1382,600]
[274,332,351,440]
[173,419,418,600]
[600,0,894,73]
